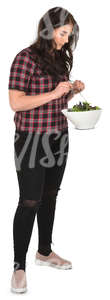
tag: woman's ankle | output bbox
[14,261,26,272]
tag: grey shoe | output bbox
[35,251,72,270]
[11,270,27,293]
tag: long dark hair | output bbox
[29,7,79,81]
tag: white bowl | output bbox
[61,108,102,130]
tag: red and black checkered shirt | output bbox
[8,46,70,133]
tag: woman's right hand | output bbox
[52,81,73,98]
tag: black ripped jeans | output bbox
[13,127,69,271]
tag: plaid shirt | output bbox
[8,46,70,133]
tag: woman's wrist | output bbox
[50,90,56,100]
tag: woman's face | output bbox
[52,23,74,49]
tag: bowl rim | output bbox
[62,108,103,113]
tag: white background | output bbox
[0,0,110,298]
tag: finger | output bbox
[60,82,70,85]
[61,81,73,87]
[60,84,72,89]
[74,80,84,87]
[75,84,84,90]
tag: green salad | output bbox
[68,101,101,112]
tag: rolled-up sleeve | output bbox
[8,51,35,92]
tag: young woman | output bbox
[8,6,85,293]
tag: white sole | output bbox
[35,258,72,270]
[11,287,27,293]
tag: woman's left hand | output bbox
[72,80,85,94]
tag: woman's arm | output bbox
[9,90,56,112]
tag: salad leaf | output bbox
[68,101,101,112]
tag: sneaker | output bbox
[11,270,27,293]
[35,251,72,270]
